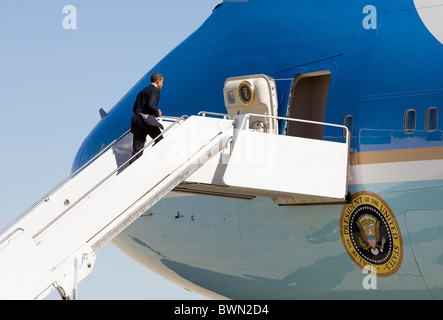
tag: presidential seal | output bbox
[238,81,254,105]
[340,192,403,277]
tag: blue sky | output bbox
[0,0,221,300]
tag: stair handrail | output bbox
[198,111,231,119]
[0,116,186,238]
[0,128,133,237]
[238,113,350,143]
[32,115,189,240]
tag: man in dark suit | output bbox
[130,73,164,163]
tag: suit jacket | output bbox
[133,84,163,129]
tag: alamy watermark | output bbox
[61,4,377,31]
[61,4,378,31]
[363,5,377,30]
[62,5,77,30]
[362,265,377,290]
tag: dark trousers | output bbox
[130,114,163,163]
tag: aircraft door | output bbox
[286,71,331,140]
[224,74,278,134]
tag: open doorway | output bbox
[286,71,331,140]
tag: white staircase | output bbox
[180,113,350,205]
[0,109,350,300]
[0,115,234,300]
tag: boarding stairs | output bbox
[180,113,350,205]
[0,115,234,300]
[0,110,350,300]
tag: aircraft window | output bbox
[342,115,353,138]
[404,109,416,134]
[425,107,438,132]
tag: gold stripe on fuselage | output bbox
[350,146,443,165]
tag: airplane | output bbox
[69,0,443,299]
[2,0,443,300]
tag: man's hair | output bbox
[151,73,163,83]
